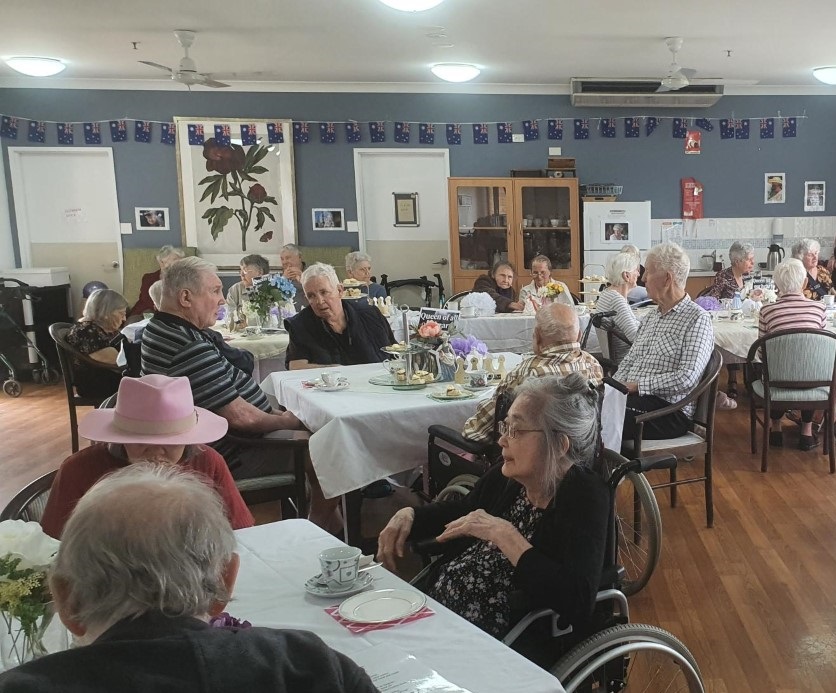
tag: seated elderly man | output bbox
[615,242,714,440]
[0,465,376,692]
[463,303,603,443]
[141,256,300,477]
[284,262,395,369]
[473,261,524,313]
[280,243,309,310]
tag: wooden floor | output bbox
[4,380,836,691]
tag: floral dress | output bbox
[428,489,544,637]
[65,321,122,398]
[804,265,833,301]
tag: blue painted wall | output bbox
[1,88,833,265]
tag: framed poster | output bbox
[393,192,419,226]
[804,181,825,212]
[764,172,785,204]
[601,221,629,243]
[175,117,297,268]
[312,208,345,231]
[134,207,170,230]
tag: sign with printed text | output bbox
[417,307,460,330]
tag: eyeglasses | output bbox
[497,420,542,439]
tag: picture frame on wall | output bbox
[312,208,345,231]
[175,117,297,268]
[135,207,170,230]
[804,181,825,212]
[601,221,629,243]
[393,192,419,227]
[764,172,785,204]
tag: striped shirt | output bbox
[594,289,639,365]
[758,293,827,338]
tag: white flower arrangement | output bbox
[460,292,497,317]
[740,282,777,304]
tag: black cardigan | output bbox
[473,274,517,312]
[410,462,609,629]
[283,299,395,367]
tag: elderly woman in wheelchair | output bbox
[378,373,609,639]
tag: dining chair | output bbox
[0,470,58,522]
[443,290,473,310]
[49,322,123,453]
[591,312,633,375]
[744,328,836,473]
[620,348,723,528]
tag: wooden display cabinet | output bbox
[448,177,581,296]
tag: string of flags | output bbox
[0,113,806,146]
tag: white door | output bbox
[8,147,123,316]
[354,149,450,306]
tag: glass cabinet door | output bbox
[517,183,573,271]
[454,184,509,272]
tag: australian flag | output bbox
[760,118,774,139]
[267,122,284,144]
[110,119,128,143]
[213,124,231,146]
[497,122,513,143]
[672,118,687,139]
[645,117,659,137]
[319,122,336,144]
[239,123,257,145]
[624,117,640,138]
[28,121,45,143]
[782,117,797,138]
[0,116,18,140]
[472,123,489,145]
[734,119,750,140]
[394,122,410,143]
[345,122,361,143]
[547,119,563,140]
[601,118,616,138]
[573,119,589,140]
[419,123,435,145]
[293,122,310,144]
[161,123,176,145]
[83,122,101,145]
[57,123,74,145]
[446,124,462,145]
[134,120,152,143]
[719,119,735,140]
[187,123,205,145]
[369,121,386,143]
[522,119,539,141]
[695,118,714,132]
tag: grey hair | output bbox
[82,289,128,323]
[162,257,218,300]
[531,255,552,270]
[535,303,579,345]
[512,373,599,496]
[148,280,163,311]
[301,262,340,291]
[156,245,185,264]
[345,251,372,273]
[772,258,807,294]
[620,244,641,258]
[281,243,303,258]
[605,251,640,286]
[646,242,690,289]
[240,254,269,275]
[792,238,821,259]
[729,242,755,265]
[49,464,236,633]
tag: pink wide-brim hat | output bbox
[78,374,228,446]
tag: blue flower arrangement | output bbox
[245,273,297,319]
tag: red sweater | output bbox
[41,444,254,539]
[128,269,161,318]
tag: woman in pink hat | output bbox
[41,375,253,538]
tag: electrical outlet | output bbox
[549,146,562,155]
[512,133,524,143]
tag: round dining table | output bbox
[211,324,289,381]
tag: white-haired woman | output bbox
[595,252,641,365]
[792,238,833,301]
[758,258,828,451]
[67,289,128,398]
[518,255,572,309]
[707,241,754,300]
[378,373,608,640]
[128,245,185,319]
[345,251,386,299]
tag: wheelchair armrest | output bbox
[225,429,311,449]
[428,424,493,455]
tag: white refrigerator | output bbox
[582,201,652,275]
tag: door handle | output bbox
[433,258,449,266]
[111,261,120,268]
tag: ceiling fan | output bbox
[139,30,229,89]
[656,37,696,92]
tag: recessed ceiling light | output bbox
[431,63,480,83]
[379,0,445,11]
[812,66,836,85]
[5,57,66,77]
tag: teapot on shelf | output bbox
[766,244,784,271]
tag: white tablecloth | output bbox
[233,520,564,693]
[263,357,522,499]
[212,325,289,381]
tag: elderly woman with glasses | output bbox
[378,373,608,640]
[792,238,833,301]
[517,255,572,309]
[345,251,387,299]
[226,253,270,327]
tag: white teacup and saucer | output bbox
[305,546,374,598]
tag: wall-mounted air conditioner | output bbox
[570,78,723,108]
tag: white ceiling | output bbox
[3,0,836,93]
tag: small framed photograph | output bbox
[135,207,170,230]
[804,181,825,212]
[601,221,629,243]
[764,173,785,204]
[311,208,345,231]
[393,192,419,227]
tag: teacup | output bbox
[318,546,361,590]
[468,370,488,388]
[385,359,406,375]
[533,218,543,227]
[824,295,835,307]
[321,371,342,387]
[549,218,559,227]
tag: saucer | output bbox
[304,571,373,598]
[315,381,349,392]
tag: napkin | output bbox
[325,605,435,634]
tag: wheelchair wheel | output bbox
[614,471,661,596]
[552,623,704,693]
[435,474,479,502]
[3,379,22,398]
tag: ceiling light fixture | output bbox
[5,56,66,77]
[379,0,445,11]
[431,63,480,83]
[812,66,836,85]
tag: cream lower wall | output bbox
[366,239,451,306]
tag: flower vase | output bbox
[1,604,54,668]
[251,313,264,335]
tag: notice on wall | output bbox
[660,220,685,244]
[63,207,87,224]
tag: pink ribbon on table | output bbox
[324,605,435,634]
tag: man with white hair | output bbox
[0,465,376,692]
[615,242,714,440]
